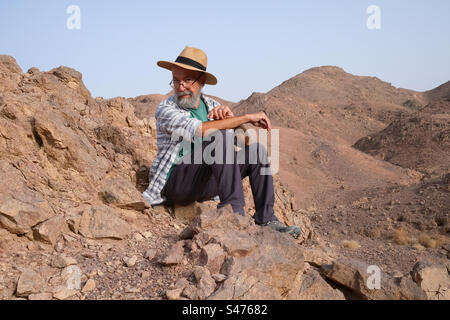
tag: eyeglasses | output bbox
[170,75,202,89]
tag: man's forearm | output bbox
[200,115,250,136]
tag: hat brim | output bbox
[157,60,217,85]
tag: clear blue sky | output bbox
[1,0,449,102]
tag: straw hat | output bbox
[157,46,217,85]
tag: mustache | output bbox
[176,90,192,97]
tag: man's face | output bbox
[172,66,204,109]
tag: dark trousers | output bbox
[161,129,277,225]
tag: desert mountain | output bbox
[354,108,450,179]
[419,98,450,115]
[423,81,450,102]
[232,66,430,144]
[231,66,433,210]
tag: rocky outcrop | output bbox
[412,262,450,300]
[0,160,54,235]
[321,258,427,300]
[0,55,156,246]
[296,267,345,300]
[163,205,343,300]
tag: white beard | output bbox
[175,89,202,109]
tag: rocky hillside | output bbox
[0,55,449,301]
[270,66,425,107]
[232,66,428,144]
[353,108,450,179]
[229,67,426,210]
[127,93,168,120]
[423,81,450,102]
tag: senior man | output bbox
[142,46,300,238]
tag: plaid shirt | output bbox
[142,94,220,206]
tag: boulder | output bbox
[296,267,345,300]
[190,266,216,299]
[52,287,78,300]
[123,255,138,267]
[213,231,258,258]
[192,266,211,283]
[165,287,184,300]
[179,226,195,240]
[16,269,46,298]
[197,272,216,300]
[174,202,211,224]
[191,207,305,300]
[182,284,198,300]
[166,277,190,300]
[77,204,132,240]
[144,249,157,260]
[81,279,96,293]
[321,258,427,300]
[412,262,450,300]
[191,205,253,233]
[160,241,185,265]
[0,195,54,235]
[50,254,78,268]
[100,176,149,211]
[303,247,336,267]
[199,243,227,275]
[0,161,54,235]
[33,215,69,246]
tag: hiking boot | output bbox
[263,220,302,239]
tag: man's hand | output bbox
[245,111,272,131]
[208,105,234,120]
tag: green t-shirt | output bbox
[166,98,209,179]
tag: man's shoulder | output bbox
[201,94,221,109]
[155,95,177,115]
[158,95,176,108]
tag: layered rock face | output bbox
[0,55,156,243]
[164,205,343,300]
